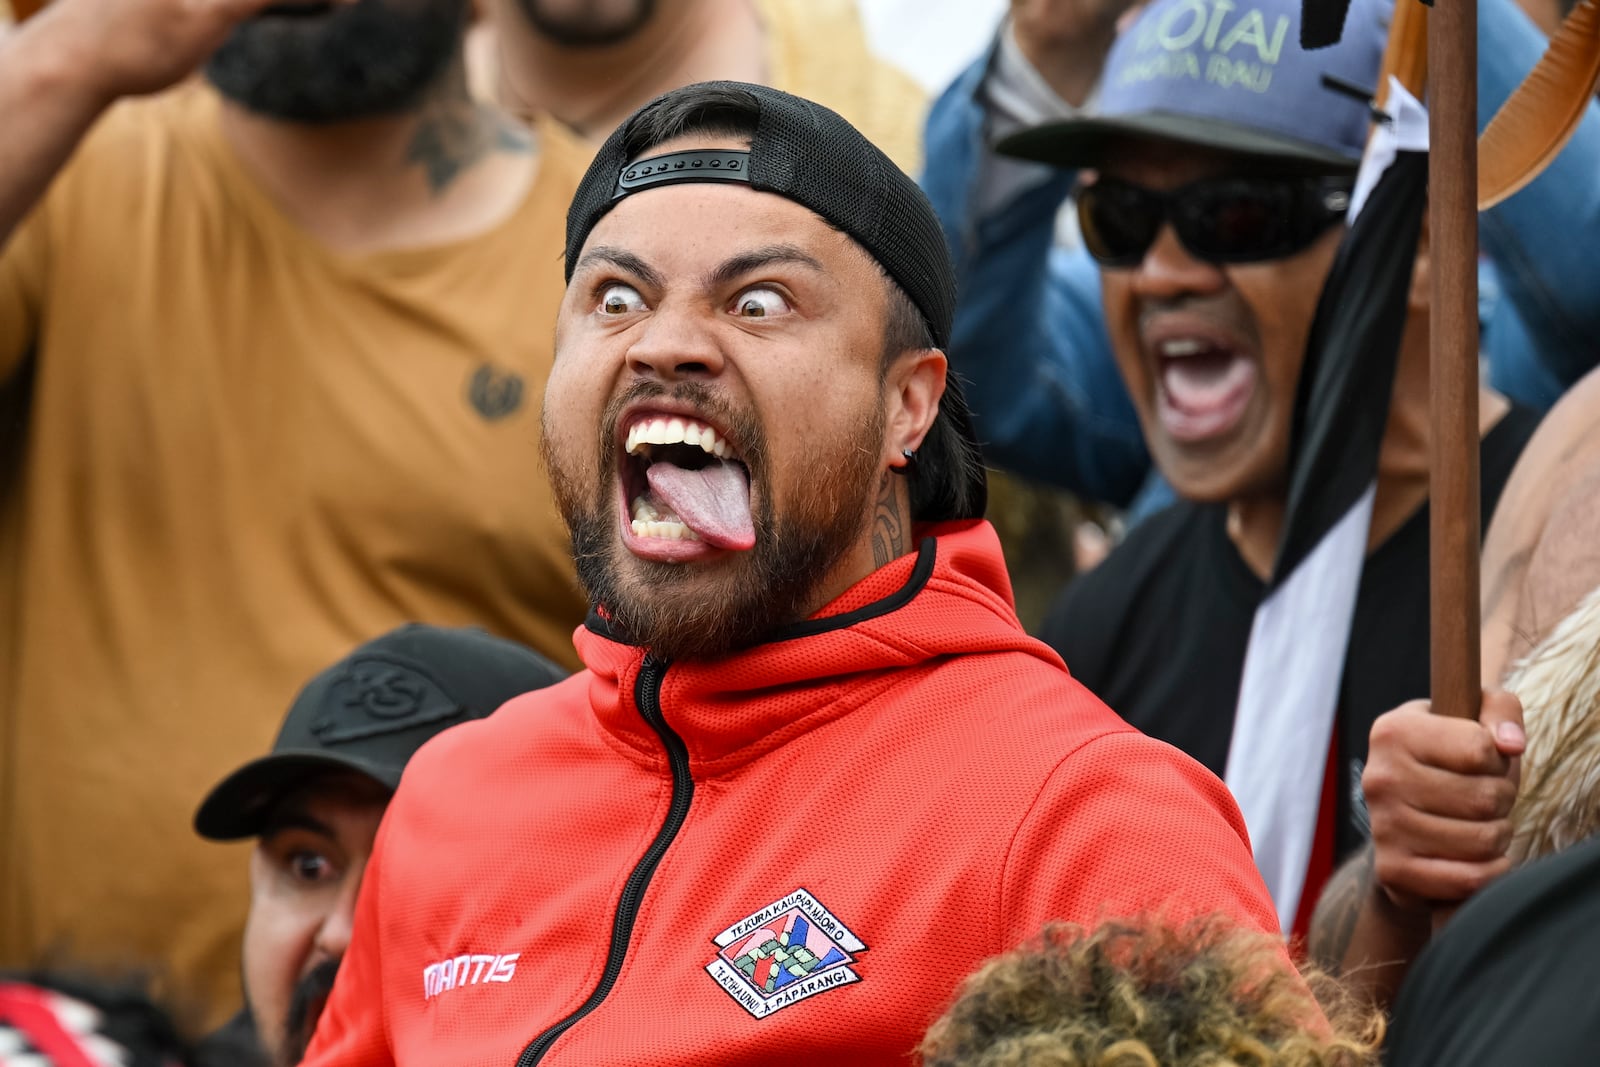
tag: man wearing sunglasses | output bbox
[920,0,1600,510]
[944,0,1544,938]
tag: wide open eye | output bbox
[599,284,647,316]
[260,827,344,891]
[731,287,791,319]
[288,850,336,885]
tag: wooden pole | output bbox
[1428,0,1481,721]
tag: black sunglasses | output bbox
[1077,174,1354,268]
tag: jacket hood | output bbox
[572,521,1068,772]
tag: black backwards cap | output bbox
[564,80,987,521]
[194,624,566,841]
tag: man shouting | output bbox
[302,82,1284,1066]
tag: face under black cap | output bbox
[564,80,986,521]
[194,624,567,841]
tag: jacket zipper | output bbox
[516,655,692,1066]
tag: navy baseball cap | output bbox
[194,624,566,840]
[998,0,1389,171]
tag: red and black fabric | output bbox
[0,976,188,1067]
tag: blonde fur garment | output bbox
[1506,582,1600,863]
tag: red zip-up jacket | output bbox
[304,522,1281,1066]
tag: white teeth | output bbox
[1158,338,1207,358]
[629,495,696,540]
[624,415,734,460]
[630,517,701,541]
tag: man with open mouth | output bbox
[299,81,1291,1067]
[991,0,1540,941]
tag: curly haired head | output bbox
[919,917,1381,1067]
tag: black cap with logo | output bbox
[194,624,566,841]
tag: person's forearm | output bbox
[1307,845,1433,1010]
[0,16,113,249]
[1009,23,1113,110]
[1009,0,1131,109]
[920,31,1153,504]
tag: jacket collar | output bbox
[573,521,1064,773]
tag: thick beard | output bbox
[545,381,885,663]
[205,0,467,124]
[514,0,657,47]
[281,958,340,1065]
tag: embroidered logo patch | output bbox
[705,888,866,1018]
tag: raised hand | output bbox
[24,0,286,104]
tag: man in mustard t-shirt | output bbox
[0,0,591,1023]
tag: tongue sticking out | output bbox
[645,459,756,550]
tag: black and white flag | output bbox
[1227,79,1430,931]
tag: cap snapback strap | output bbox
[613,150,753,199]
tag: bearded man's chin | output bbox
[575,507,877,663]
[205,0,466,123]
